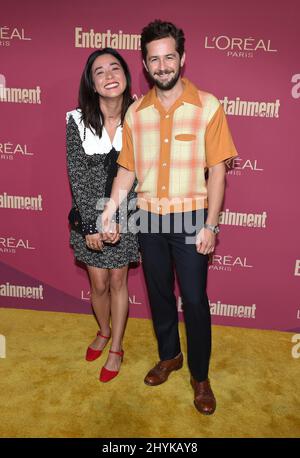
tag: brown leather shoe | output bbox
[144,353,183,386]
[191,377,216,415]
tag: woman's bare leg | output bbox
[103,265,129,371]
[86,265,111,350]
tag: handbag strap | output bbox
[73,126,87,211]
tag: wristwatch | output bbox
[204,223,220,234]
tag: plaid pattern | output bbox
[118,78,237,214]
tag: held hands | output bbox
[101,209,120,244]
[196,228,216,255]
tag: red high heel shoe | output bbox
[85,331,110,362]
[99,349,124,382]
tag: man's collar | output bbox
[136,77,202,112]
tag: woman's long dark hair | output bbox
[78,48,133,138]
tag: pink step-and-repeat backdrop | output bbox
[1,0,299,332]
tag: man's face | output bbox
[143,36,185,91]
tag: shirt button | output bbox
[162,185,166,190]
[164,138,169,143]
[165,114,170,119]
[162,162,167,167]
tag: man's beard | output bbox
[148,67,181,91]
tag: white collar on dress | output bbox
[66,109,122,156]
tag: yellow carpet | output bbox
[0,307,299,438]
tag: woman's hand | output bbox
[85,233,103,251]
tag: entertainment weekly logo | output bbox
[0,74,5,90]
[0,82,41,104]
[291,74,300,99]
[219,209,267,228]
[209,300,256,319]
[0,141,34,161]
[0,25,31,47]
[294,260,300,276]
[177,296,256,319]
[226,157,264,176]
[204,35,277,58]
[209,253,253,272]
[0,236,35,254]
[81,290,141,305]
[0,282,44,300]
[220,96,280,118]
[0,192,43,211]
[75,27,140,50]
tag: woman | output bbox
[66,48,139,383]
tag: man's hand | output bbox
[196,228,216,255]
[85,233,103,251]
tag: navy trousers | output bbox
[137,209,211,382]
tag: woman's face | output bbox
[91,54,127,99]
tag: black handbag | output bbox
[68,206,83,233]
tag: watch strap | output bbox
[204,223,220,234]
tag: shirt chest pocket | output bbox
[174,134,197,142]
[172,134,197,162]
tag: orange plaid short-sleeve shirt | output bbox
[117,78,238,215]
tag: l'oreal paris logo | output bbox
[0,26,31,41]
[0,237,35,253]
[0,236,35,251]
[204,35,277,58]
[0,142,33,161]
[209,254,253,272]
[226,157,264,176]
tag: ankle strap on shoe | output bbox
[97,331,110,339]
[109,349,123,357]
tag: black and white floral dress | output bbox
[66,109,139,269]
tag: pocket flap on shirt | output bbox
[174,134,196,141]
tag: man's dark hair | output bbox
[78,48,133,138]
[141,20,185,61]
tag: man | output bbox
[101,20,237,415]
